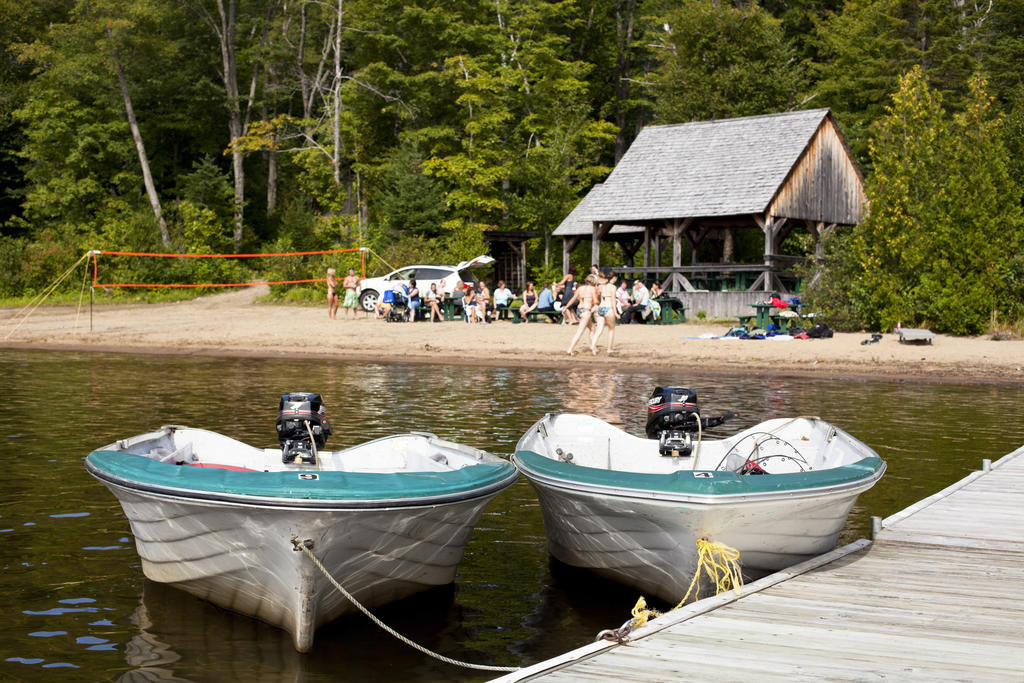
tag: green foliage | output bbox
[2,0,1024,333]
[809,68,1024,334]
[176,157,234,227]
[645,0,808,123]
[374,142,447,239]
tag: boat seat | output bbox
[151,442,194,464]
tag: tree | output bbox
[182,0,274,252]
[644,0,808,124]
[422,0,614,265]
[821,67,1024,334]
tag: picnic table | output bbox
[738,303,805,332]
[653,297,686,324]
[441,295,460,321]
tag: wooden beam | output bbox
[616,236,641,265]
[591,221,614,268]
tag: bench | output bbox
[512,308,560,324]
[897,328,936,345]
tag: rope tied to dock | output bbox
[292,538,519,672]
[597,539,744,644]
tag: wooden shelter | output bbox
[554,109,865,293]
[483,230,538,292]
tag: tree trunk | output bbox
[108,33,169,247]
[215,0,245,252]
[332,0,344,185]
[267,148,278,217]
[614,0,638,163]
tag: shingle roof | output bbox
[556,109,832,234]
[553,184,646,236]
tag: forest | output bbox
[1,0,1023,334]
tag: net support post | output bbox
[870,515,882,539]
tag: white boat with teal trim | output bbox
[513,387,885,604]
[85,394,518,653]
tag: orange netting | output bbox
[91,247,366,288]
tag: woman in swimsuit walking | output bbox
[566,274,599,355]
[591,268,618,355]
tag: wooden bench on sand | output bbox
[897,328,936,345]
[512,308,560,324]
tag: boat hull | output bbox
[100,480,499,652]
[526,476,869,603]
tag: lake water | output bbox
[1,350,1022,681]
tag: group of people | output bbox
[327,266,664,351]
[366,278,516,323]
[325,267,361,320]
[458,279,515,323]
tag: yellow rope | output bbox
[600,539,744,643]
[294,539,519,672]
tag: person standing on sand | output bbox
[558,269,578,324]
[591,268,618,355]
[326,268,339,319]
[566,274,599,355]
[342,267,360,319]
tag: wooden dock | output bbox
[494,446,1024,682]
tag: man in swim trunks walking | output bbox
[342,267,360,319]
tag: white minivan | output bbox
[357,255,494,312]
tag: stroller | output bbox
[385,285,411,322]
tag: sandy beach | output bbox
[2,287,1022,384]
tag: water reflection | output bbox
[0,350,1022,681]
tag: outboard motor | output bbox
[645,386,739,457]
[276,392,332,464]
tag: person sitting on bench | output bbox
[518,282,538,320]
[620,279,650,324]
[493,280,514,321]
[535,283,556,318]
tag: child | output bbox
[326,268,338,319]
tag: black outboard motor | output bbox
[646,386,739,457]
[276,392,332,464]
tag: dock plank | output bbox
[493,448,1024,682]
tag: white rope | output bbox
[303,421,321,471]
[74,255,90,332]
[4,252,89,340]
[294,539,519,672]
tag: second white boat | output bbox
[513,387,886,604]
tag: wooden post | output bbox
[755,214,777,292]
[643,226,651,268]
[591,221,613,268]
[562,235,582,275]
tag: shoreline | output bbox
[3,288,1023,385]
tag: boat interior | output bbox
[103,426,496,474]
[519,414,876,475]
